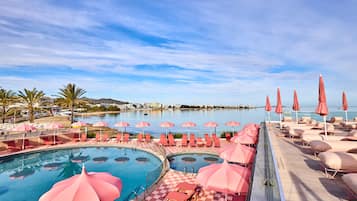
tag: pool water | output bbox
[168,153,223,173]
[0,147,163,201]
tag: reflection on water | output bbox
[9,167,35,179]
[58,153,82,179]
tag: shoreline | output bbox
[74,111,121,116]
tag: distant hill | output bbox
[81,97,129,105]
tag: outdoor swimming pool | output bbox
[0,147,163,201]
[168,153,223,173]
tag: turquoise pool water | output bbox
[0,147,163,201]
[168,153,223,173]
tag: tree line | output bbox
[0,83,86,124]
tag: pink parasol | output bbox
[160,121,175,135]
[342,91,348,122]
[219,143,255,164]
[136,121,150,135]
[181,122,197,128]
[196,160,251,201]
[39,166,122,201]
[114,122,130,140]
[265,96,272,122]
[225,121,240,134]
[292,90,300,123]
[93,121,108,141]
[13,124,37,150]
[46,123,64,145]
[275,88,283,129]
[204,121,218,134]
[315,75,329,138]
[231,134,257,145]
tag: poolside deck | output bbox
[267,124,350,201]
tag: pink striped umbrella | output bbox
[275,88,283,128]
[196,160,251,201]
[181,122,197,128]
[39,166,122,201]
[136,121,151,135]
[342,91,348,122]
[93,121,108,141]
[114,122,130,136]
[219,143,255,164]
[13,124,37,150]
[204,121,218,134]
[315,75,328,138]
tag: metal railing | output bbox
[248,122,285,201]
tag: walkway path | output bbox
[268,124,349,201]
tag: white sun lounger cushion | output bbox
[342,173,357,194]
[310,140,357,153]
[319,152,357,172]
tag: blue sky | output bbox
[0,0,356,107]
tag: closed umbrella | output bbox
[196,160,251,201]
[342,91,348,122]
[93,121,108,141]
[265,96,272,123]
[12,124,36,150]
[39,166,122,201]
[315,75,329,139]
[292,90,300,124]
[275,88,283,129]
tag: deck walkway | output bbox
[268,124,350,201]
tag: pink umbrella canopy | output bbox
[292,90,300,111]
[39,166,122,201]
[93,121,108,127]
[315,75,328,138]
[342,91,348,122]
[12,124,37,132]
[114,122,130,127]
[231,134,257,145]
[315,75,328,116]
[265,96,272,112]
[160,121,175,128]
[181,122,197,128]
[204,121,218,134]
[275,88,283,114]
[46,123,64,130]
[219,143,255,164]
[136,121,150,128]
[196,160,251,195]
[225,121,240,127]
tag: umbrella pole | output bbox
[295,111,298,124]
[54,130,56,145]
[268,112,271,123]
[100,128,102,141]
[279,113,282,129]
[22,133,25,150]
[323,116,328,140]
[345,111,348,122]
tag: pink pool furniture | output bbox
[168,134,176,146]
[164,191,190,201]
[145,134,151,143]
[159,134,168,146]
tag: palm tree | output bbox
[0,88,17,123]
[58,83,86,123]
[18,88,45,123]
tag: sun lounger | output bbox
[116,133,122,142]
[159,134,168,146]
[205,135,212,147]
[225,132,231,142]
[318,152,357,178]
[3,140,21,152]
[310,140,357,155]
[196,137,204,147]
[95,133,101,142]
[123,133,130,143]
[328,116,343,124]
[137,133,144,143]
[181,134,188,147]
[283,116,292,122]
[80,133,87,142]
[341,173,357,199]
[189,134,196,147]
[168,134,176,146]
[298,116,312,124]
[145,134,151,143]
[301,134,351,145]
[214,137,220,147]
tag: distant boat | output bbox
[144,113,148,116]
